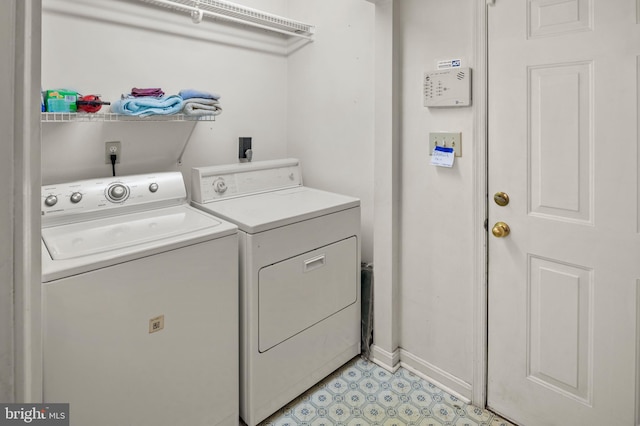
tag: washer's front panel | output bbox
[43,237,239,426]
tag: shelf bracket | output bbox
[177,121,198,165]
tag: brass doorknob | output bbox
[492,222,510,238]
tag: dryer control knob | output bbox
[213,178,227,194]
[44,195,58,207]
[149,183,159,193]
[70,192,83,204]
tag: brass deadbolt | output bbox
[494,192,510,206]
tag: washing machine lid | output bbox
[42,205,237,282]
[42,205,232,260]
[192,186,359,234]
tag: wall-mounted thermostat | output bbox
[423,67,472,107]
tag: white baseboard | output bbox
[369,344,400,372]
[399,349,473,403]
[368,346,473,402]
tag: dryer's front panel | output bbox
[258,236,357,352]
[240,207,361,426]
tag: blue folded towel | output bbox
[111,95,184,116]
[178,89,220,101]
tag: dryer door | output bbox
[258,236,358,352]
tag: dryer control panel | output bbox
[41,172,187,226]
[192,158,302,203]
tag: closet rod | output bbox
[139,0,315,40]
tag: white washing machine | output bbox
[41,172,239,426]
[191,158,361,426]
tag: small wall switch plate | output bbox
[429,132,462,157]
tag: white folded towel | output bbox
[182,98,222,116]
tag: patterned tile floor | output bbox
[258,357,515,426]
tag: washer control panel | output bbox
[192,159,302,203]
[41,172,187,225]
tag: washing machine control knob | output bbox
[44,195,58,207]
[213,178,227,194]
[149,183,159,193]
[106,183,129,202]
[70,192,83,204]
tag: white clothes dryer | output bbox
[41,172,239,426]
[191,159,361,426]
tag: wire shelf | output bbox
[41,112,216,122]
[138,0,315,39]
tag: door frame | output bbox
[472,0,489,408]
[10,0,43,403]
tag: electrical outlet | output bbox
[429,132,462,157]
[105,141,121,164]
[239,137,252,159]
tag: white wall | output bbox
[41,0,291,186]
[40,0,376,261]
[0,0,16,403]
[286,0,375,263]
[39,0,479,401]
[396,0,477,396]
[40,0,375,262]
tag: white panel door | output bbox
[487,0,640,425]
